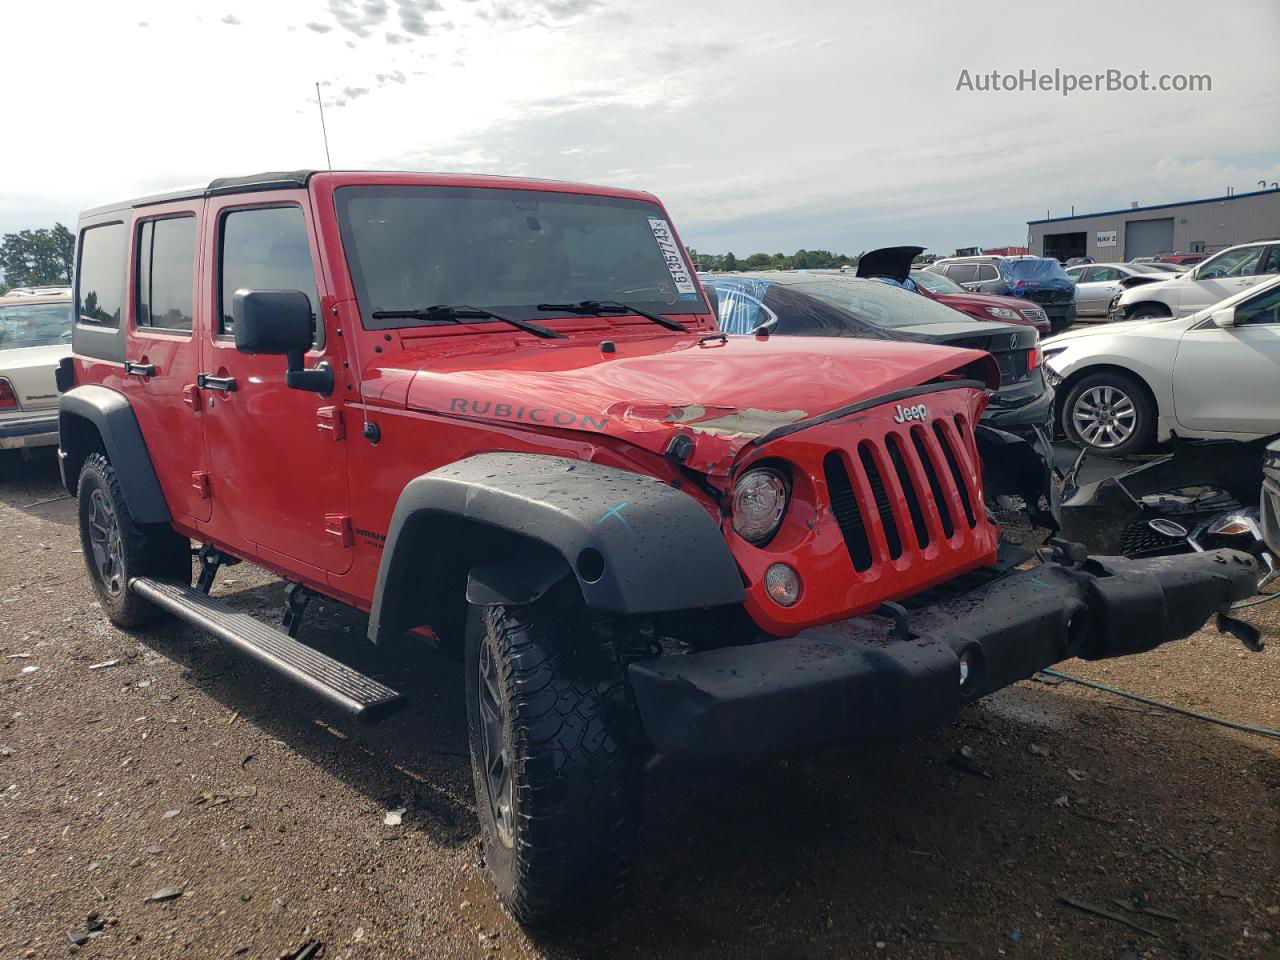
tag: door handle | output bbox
[196,373,237,393]
[124,360,156,377]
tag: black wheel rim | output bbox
[87,488,125,597]
[477,641,515,848]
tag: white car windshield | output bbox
[0,301,73,349]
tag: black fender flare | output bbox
[367,452,745,644]
[58,385,171,524]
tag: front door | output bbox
[198,193,353,575]
[119,201,211,523]
[1173,283,1280,434]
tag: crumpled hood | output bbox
[401,333,990,474]
[1044,315,1168,347]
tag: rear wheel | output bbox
[465,584,642,925]
[77,453,190,627]
[1062,371,1156,458]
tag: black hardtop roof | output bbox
[80,170,318,218]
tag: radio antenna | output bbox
[315,81,333,171]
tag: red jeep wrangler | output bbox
[58,171,1257,924]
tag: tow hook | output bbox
[1039,537,1088,567]
[1216,610,1264,652]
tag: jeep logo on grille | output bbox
[892,403,928,424]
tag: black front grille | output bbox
[859,442,902,558]
[1026,288,1070,305]
[886,434,930,550]
[824,451,873,571]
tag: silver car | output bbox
[1064,262,1171,318]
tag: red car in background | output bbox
[855,246,1052,336]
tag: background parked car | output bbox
[1111,239,1280,321]
[852,245,1052,335]
[703,271,1052,437]
[1044,274,1280,456]
[1064,262,1173,317]
[0,286,72,468]
[927,255,1077,333]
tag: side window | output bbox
[1236,286,1280,326]
[219,206,321,345]
[1197,246,1265,280]
[76,223,127,327]
[137,216,196,331]
[1065,267,1085,281]
[976,264,998,281]
[1260,246,1280,275]
[947,263,979,284]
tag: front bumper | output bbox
[628,549,1256,759]
[0,412,59,450]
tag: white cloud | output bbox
[1,0,1277,255]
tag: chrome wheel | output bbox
[86,488,125,597]
[1072,384,1138,449]
[477,640,515,848]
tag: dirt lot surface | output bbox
[2,457,1278,960]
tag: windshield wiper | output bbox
[535,300,686,332]
[369,304,564,339]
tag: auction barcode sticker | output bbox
[648,218,701,299]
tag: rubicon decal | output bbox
[449,398,608,432]
[892,403,928,424]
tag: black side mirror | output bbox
[232,289,333,395]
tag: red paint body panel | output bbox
[74,171,1005,637]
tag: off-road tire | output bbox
[77,453,190,628]
[465,584,642,925]
[1061,370,1157,458]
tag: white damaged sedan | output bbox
[1043,274,1280,457]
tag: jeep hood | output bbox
[396,334,991,475]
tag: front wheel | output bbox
[465,585,642,925]
[77,453,190,627]
[1061,371,1156,458]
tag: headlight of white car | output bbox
[985,307,1021,321]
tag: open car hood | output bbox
[399,333,992,475]
[856,246,925,284]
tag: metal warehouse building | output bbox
[1026,188,1280,262]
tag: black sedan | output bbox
[701,271,1053,437]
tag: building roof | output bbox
[1027,187,1280,226]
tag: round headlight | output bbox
[732,467,789,544]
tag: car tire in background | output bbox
[1126,303,1169,321]
[1061,370,1156,458]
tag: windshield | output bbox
[335,186,707,330]
[795,278,973,328]
[0,300,73,349]
[910,270,965,294]
[997,258,1071,284]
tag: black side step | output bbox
[130,577,405,724]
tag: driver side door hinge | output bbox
[316,406,345,441]
[324,514,353,548]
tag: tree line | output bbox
[688,248,862,272]
[0,224,75,294]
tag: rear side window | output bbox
[976,264,998,281]
[137,216,196,331]
[946,264,978,283]
[219,206,320,343]
[77,223,127,327]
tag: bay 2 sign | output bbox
[1096,230,1118,248]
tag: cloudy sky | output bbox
[3,0,1277,255]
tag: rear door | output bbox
[119,201,211,522]
[198,192,353,575]
[1076,266,1123,314]
[1172,283,1280,434]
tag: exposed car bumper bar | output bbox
[628,549,1258,760]
[0,413,59,449]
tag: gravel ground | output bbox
[2,457,1277,960]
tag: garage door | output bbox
[1124,218,1175,259]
